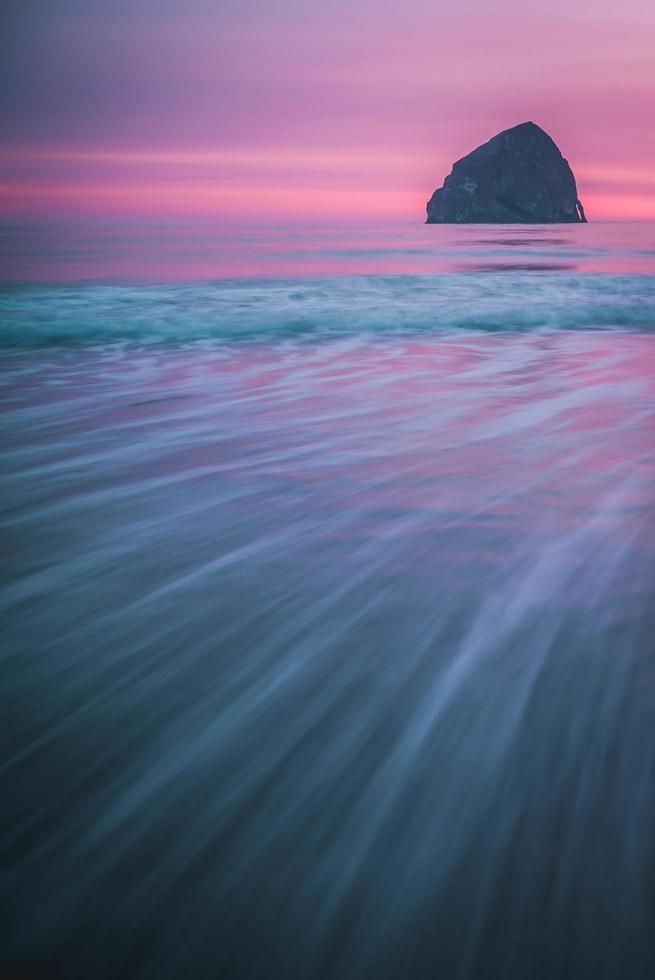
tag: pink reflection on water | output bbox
[2,221,655,281]
[5,332,654,584]
[106,330,654,554]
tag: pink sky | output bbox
[2,0,654,222]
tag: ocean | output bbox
[2,221,655,979]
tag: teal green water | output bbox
[2,274,655,346]
[2,224,655,979]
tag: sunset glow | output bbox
[2,0,654,221]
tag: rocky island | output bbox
[426,121,586,223]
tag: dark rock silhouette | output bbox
[426,122,586,223]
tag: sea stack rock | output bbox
[426,122,586,223]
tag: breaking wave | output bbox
[2,274,655,346]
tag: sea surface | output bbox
[2,221,655,979]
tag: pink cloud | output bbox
[2,0,654,222]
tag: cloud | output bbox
[1,0,654,219]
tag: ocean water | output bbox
[2,222,655,979]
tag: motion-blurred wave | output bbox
[2,326,655,978]
[2,273,655,346]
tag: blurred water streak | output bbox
[2,326,655,978]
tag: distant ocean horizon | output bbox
[2,218,655,283]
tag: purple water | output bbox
[2,220,655,979]
[2,219,655,281]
